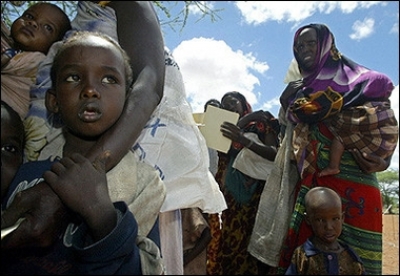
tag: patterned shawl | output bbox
[286,23,397,177]
[288,23,394,124]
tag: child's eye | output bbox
[2,144,18,154]
[23,13,34,20]
[316,218,330,224]
[44,24,54,32]
[102,76,117,84]
[65,75,80,82]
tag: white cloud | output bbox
[235,1,318,24]
[349,18,375,40]
[172,37,269,112]
[390,21,399,34]
[234,1,385,25]
[336,2,360,13]
[389,12,399,34]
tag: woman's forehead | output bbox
[298,28,316,39]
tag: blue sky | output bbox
[157,1,399,171]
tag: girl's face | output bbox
[221,95,244,116]
[11,3,69,53]
[295,27,318,71]
[48,39,127,139]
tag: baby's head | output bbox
[1,101,25,200]
[304,187,344,243]
[10,2,71,54]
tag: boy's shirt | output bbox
[1,152,166,275]
[2,158,54,210]
[285,237,366,275]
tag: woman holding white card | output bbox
[207,91,280,275]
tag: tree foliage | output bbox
[377,169,399,214]
[154,1,222,33]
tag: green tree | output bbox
[377,169,399,214]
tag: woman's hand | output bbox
[349,149,390,173]
[220,121,243,143]
[280,79,304,111]
[1,182,68,249]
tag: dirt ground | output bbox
[383,214,399,275]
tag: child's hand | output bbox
[44,151,117,241]
[44,151,110,214]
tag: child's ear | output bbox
[46,88,59,113]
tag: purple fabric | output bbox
[292,24,394,110]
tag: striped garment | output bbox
[277,122,383,275]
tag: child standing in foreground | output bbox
[285,187,365,275]
[1,31,166,275]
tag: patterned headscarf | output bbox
[289,23,394,124]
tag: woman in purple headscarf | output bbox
[277,23,398,275]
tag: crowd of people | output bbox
[1,1,398,275]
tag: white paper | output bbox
[196,105,239,153]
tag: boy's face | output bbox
[306,201,344,245]
[11,3,69,53]
[48,39,127,139]
[1,106,24,200]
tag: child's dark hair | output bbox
[50,31,134,90]
[204,99,221,111]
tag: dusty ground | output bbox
[383,214,399,275]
